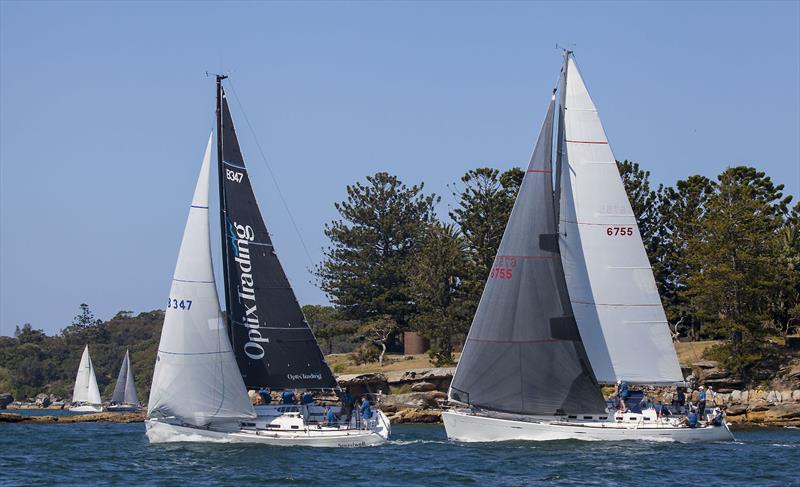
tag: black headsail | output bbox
[448,92,607,416]
[215,76,338,390]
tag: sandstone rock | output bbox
[34,393,51,408]
[748,403,770,412]
[793,390,800,401]
[379,391,447,410]
[336,373,390,395]
[741,390,750,403]
[766,403,800,420]
[780,390,792,403]
[692,360,718,369]
[725,405,748,416]
[410,382,436,392]
[730,390,742,403]
[766,390,780,404]
[389,408,442,424]
[0,393,13,409]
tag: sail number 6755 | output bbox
[167,298,192,310]
[606,226,633,236]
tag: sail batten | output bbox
[449,96,607,415]
[558,54,683,385]
[216,81,337,390]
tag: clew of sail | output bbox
[558,53,683,385]
[449,96,608,416]
[216,81,337,390]
[147,134,255,427]
[111,350,139,406]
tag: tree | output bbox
[316,172,438,330]
[356,316,398,367]
[684,167,789,375]
[406,222,470,365]
[302,304,357,355]
[450,167,523,317]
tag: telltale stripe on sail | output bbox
[468,338,559,344]
[223,160,246,170]
[565,140,608,144]
[560,219,636,226]
[571,300,661,307]
[173,278,215,283]
[495,255,557,260]
[527,169,552,173]
[191,205,209,209]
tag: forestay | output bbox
[147,135,255,427]
[72,345,102,405]
[449,97,607,415]
[558,53,683,384]
[111,350,139,406]
[216,81,337,390]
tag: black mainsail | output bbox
[449,95,607,416]
[216,76,337,390]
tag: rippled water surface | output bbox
[1,418,798,486]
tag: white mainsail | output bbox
[72,345,102,404]
[147,134,255,427]
[558,53,683,385]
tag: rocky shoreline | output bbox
[3,363,800,427]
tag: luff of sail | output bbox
[558,53,683,384]
[147,134,255,427]
[449,96,607,416]
[216,80,337,390]
[72,345,102,405]
[111,350,139,406]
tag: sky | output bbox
[1,1,798,336]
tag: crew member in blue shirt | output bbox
[324,407,338,426]
[616,380,630,412]
[687,406,699,428]
[360,397,373,420]
[698,386,707,418]
[341,388,355,421]
[301,392,314,405]
[711,408,725,427]
[258,387,271,405]
[281,390,296,405]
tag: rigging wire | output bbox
[224,78,317,271]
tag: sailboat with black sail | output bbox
[145,76,389,446]
[443,52,734,442]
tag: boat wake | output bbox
[146,427,234,444]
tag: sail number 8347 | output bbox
[167,298,193,310]
[226,168,244,183]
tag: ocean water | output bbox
[1,416,798,486]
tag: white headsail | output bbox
[72,345,102,404]
[147,134,256,426]
[558,53,683,385]
[111,350,139,406]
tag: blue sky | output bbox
[1,1,798,335]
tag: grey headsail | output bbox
[216,77,338,390]
[111,349,139,406]
[449,96,607,415]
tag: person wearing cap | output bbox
[616,379,630,412]
[698,386,707,418]
[687,404,699,428]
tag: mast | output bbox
[216,75,234,343]
[554,49,570,229]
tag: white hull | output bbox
[443,410,734,443]
[107,404,139,412]
[69,404,104,413]
[146,409,390,448]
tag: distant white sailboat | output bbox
[70,345,104,413]
[443,51,734,443]
[107,350,140,412]
[146,76,389,446]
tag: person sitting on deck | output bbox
[281,390,296,405]
[324,407,338,426]
[258,387,271,405]
[301,392,314,405]
[616,380,630,412]
[711,407,725,427]
[360,397,373,420]
[686,406,699,428]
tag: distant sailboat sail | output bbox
[147,134,256,427]
[72,345,102,405]
[111,350,139,406]
[449,96,607,415]
[558,54,682,385]
[216,82,337,390]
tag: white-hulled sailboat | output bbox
[70,345,104,413]
[107,350,140,412]
[145,76,389,447]
[443,52,734,443]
